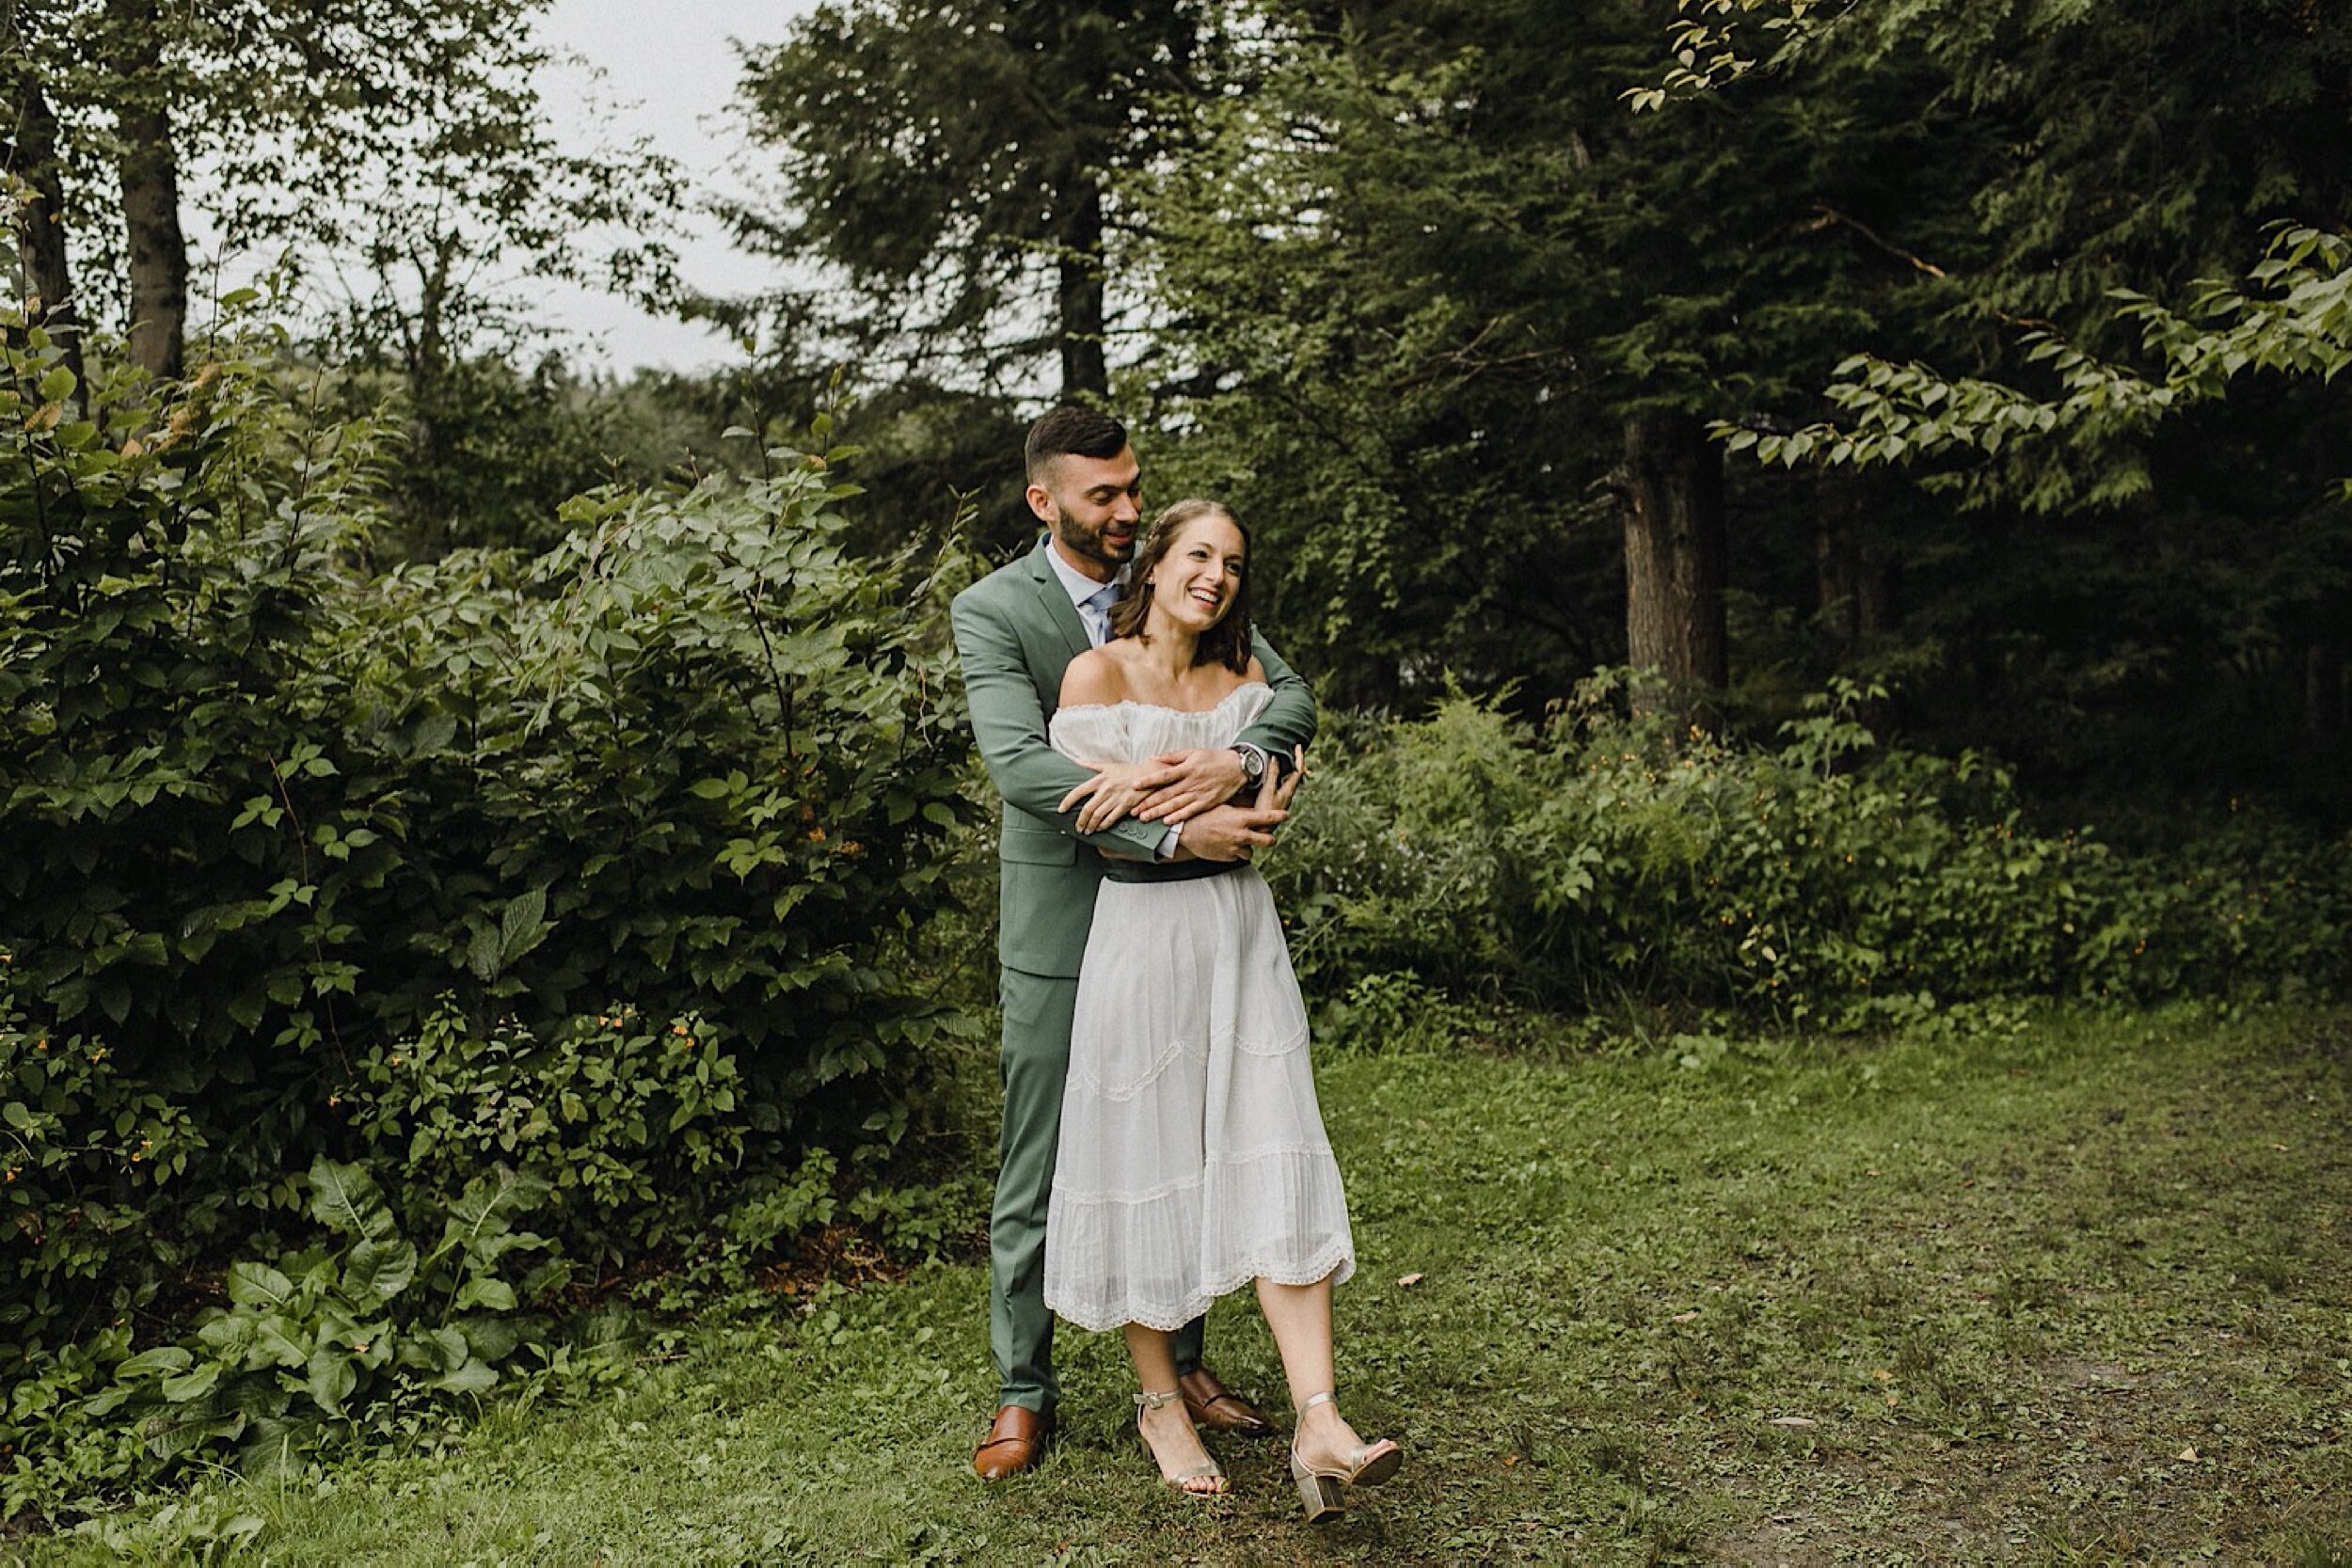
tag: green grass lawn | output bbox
[23,1004,2352,1565]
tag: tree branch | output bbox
[1805,202,2060,332]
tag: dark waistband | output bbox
[1099,855,1248,885]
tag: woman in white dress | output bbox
[1043,499,1402,1519]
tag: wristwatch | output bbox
[1231,742,1266,788]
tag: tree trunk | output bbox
[401,232,458,554]
[2309,641,2344,741]
[1622,409,1727,725]
[108,0,187,382]
[1056,171,1107,402]
[3,20,84,394]
[1815,471,1895,641]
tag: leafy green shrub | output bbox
[88,1157,554,1479]
[337,1004,929,1291]
[1309,967,1548,1055]
[1,1005,204,1318]
[340,1006,748,1263]
[1266,674,2352,1030]
[0,1002,183,1514]
[1269,703,1547,997]
[218,455,981,1106]
[2,314,969,1170]
[0,310,981,1511]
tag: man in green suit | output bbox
[951,406,1318,1480]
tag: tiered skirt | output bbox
[1043,867,1355,1333]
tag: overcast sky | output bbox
[531,0,818,372]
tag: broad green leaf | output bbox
[457,1316,522,1363]
[143,1409,246,1461]
[304,1348,358,1416]
[159,1363,222,1403]
[344,1236,419,1302]
[253,1315,310,1368]
[466,921,502,981]
[117,1347,194,1380]
[430,1358,499,1396]
[238,1418,321,1481]
[500,885,550,960]
[306,1156,398,1243]
[197,1314,256,1363]
[432,1167,549,1274]
[83,1384,135,1417]
[226,1261,295,1309]
[421,1325,469,1371]
[454,1276,516,1313]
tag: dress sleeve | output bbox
[1049,705,1131,765]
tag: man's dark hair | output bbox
[1025,405,1128,483]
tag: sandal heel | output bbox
[1290,1455,1345,1523]
[1288,1390,1403,1521]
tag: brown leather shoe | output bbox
[1178,1367,1274,1437]
[973,1404,1053,1481]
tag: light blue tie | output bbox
[1081,583,1117,647]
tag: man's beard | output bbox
[1060,515,1136,573]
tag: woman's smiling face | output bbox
[1152,512,1247,632]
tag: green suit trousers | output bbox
[992,966,1203,1413]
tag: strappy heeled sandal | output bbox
[1135,1388,1227,1496]
[1287,1390,1403,1522]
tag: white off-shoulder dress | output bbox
[1041,683,1356,1333]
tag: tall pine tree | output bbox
[731,0,1233,403]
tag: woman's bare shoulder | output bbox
[1059,646,1133,707]
[1243,655,1267,685]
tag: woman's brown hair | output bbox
[1107,499,1254,674]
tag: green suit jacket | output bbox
[950,537,1318,977]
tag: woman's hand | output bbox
[1058,759,1168,834]
[1256,746,1308,814]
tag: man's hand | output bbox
[1057,759,1171,834]
[1169,800,1286,863]
[1132,747,1248,824]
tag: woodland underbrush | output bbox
[8,315,2345,1531]
[1270,675,2352,1048]
[0,319,983,1521]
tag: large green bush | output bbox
[0,312,978,1513]
[1269,675,2352,1034]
